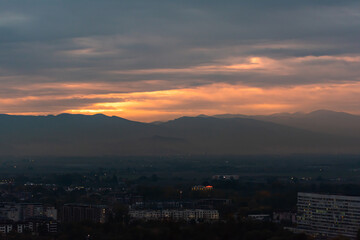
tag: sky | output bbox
[1,0,360,122]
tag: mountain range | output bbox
[0,110,359,156]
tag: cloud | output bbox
[0,12,29,27]
[1,81,359,122]
[0,0,359,119]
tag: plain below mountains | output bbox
[0,110,359,156]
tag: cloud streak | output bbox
[1,81,360,122]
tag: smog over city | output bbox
[0,1,360,239]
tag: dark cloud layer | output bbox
[0,1,360,120]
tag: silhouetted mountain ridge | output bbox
[214,110,360,138]
[0,111,359,156]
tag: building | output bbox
[191,185,213,191]
[273,211,296,224]
[44,206,57,220]
[297,192,360,239]
[130,201,194,210]
[0,203,57,222]
[0,217,57,234]
[62,204,109,223]
[26,216,58,233]
[129,209,219,222]
[195,199,231,209]
[248,214,271,221]
[0,203,58,235]
[21,203,44,220]
[0,203,21,222]
[0,221,13,234]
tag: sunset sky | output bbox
[1,0,360,122]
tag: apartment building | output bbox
[129,209,219,222]
[62,204,109,223]
[297,192,360,239]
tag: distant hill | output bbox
[214,110,360,138]
[0,114,157,156]
[0,111,359,156]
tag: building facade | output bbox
[0,217,57,234]
[0,203,21,221]
[273,211,296,224]
[62,204,108,223]
[129,209,219,222]
[297,192,360,239]
[0,203,57,222]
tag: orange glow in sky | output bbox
[1,54,360,122]
[62,82,360,122]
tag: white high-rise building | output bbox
[297,192,360,239]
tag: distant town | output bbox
[0,156,360,239]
